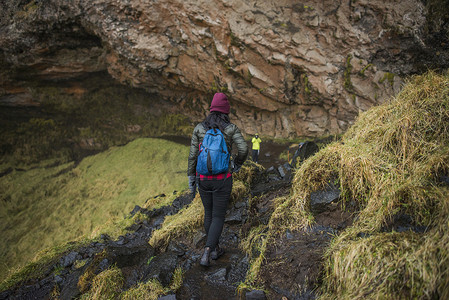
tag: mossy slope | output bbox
[0,138,189,282]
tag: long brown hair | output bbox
[202,111,230,132]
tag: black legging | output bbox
[252,149,259,163]
[198,177,233,249]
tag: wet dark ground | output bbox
[176,241,248,300]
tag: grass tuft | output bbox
[318,71,449,298]
[238,224,270,291]
[233,161,265,187]
[149,196,204,250]
[120,266,184,300]
[241,70,449,298]
[120,279,165,300]
[230,180,250,204]
[80,266,124,300]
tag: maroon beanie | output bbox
[210,93,230,114]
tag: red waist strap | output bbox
[197,172,232,181]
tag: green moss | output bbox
[209,81,229,94]
[16,1,40,18]
[143,114,192,136]
[120,267,184,299]
[238,224,270,292]
[1,75,196,167]
[120,279,164,300]
[379,72,395,86]
[359,63,373,76]
[302,73,312,94]
[246,70,254,84]
[149,196,204,250]
[344,54,354,91]
[0,138,189,282]
[230,31,242,48]
[223,60,232,71]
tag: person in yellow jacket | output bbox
[251,134,262,163]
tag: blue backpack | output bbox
[196,128,230,175]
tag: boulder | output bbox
[310,182,341,213]
[291,141,320,167]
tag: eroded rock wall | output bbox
[1,0,448,137]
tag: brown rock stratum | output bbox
[1,0,448,137]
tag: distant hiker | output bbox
[251,134,262,163]
[188,92,248,267]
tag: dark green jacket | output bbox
[187,123,248,176]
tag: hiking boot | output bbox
[200,247,211,267]
[210,245,225,260]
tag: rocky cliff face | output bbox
[1,0,448,137]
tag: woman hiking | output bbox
[187,92,248,267]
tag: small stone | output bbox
[98,258,109,271]
[60,251,78,268]
[266,166,276,173]
[282,163,292,171]
[310,182,340,212]
[193,232,207,247]
[158,294,177,300]
[235,201,246,209]
[206,268,227,282]
[246,289,266,300]
[130,205,142,216]
[168,243,186,257]
[225,209,243,224]
[116,236,126,245]
[278,166,286,178]
[152,216,165,228]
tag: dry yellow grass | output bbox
[233,161,265,187]
[231,180,250,204]
[120,267,183,300]
[79,261,184,299]
[149,195,204,250]
[260,70,449,298]
[120,279,165,300]
[81,266,124,300]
